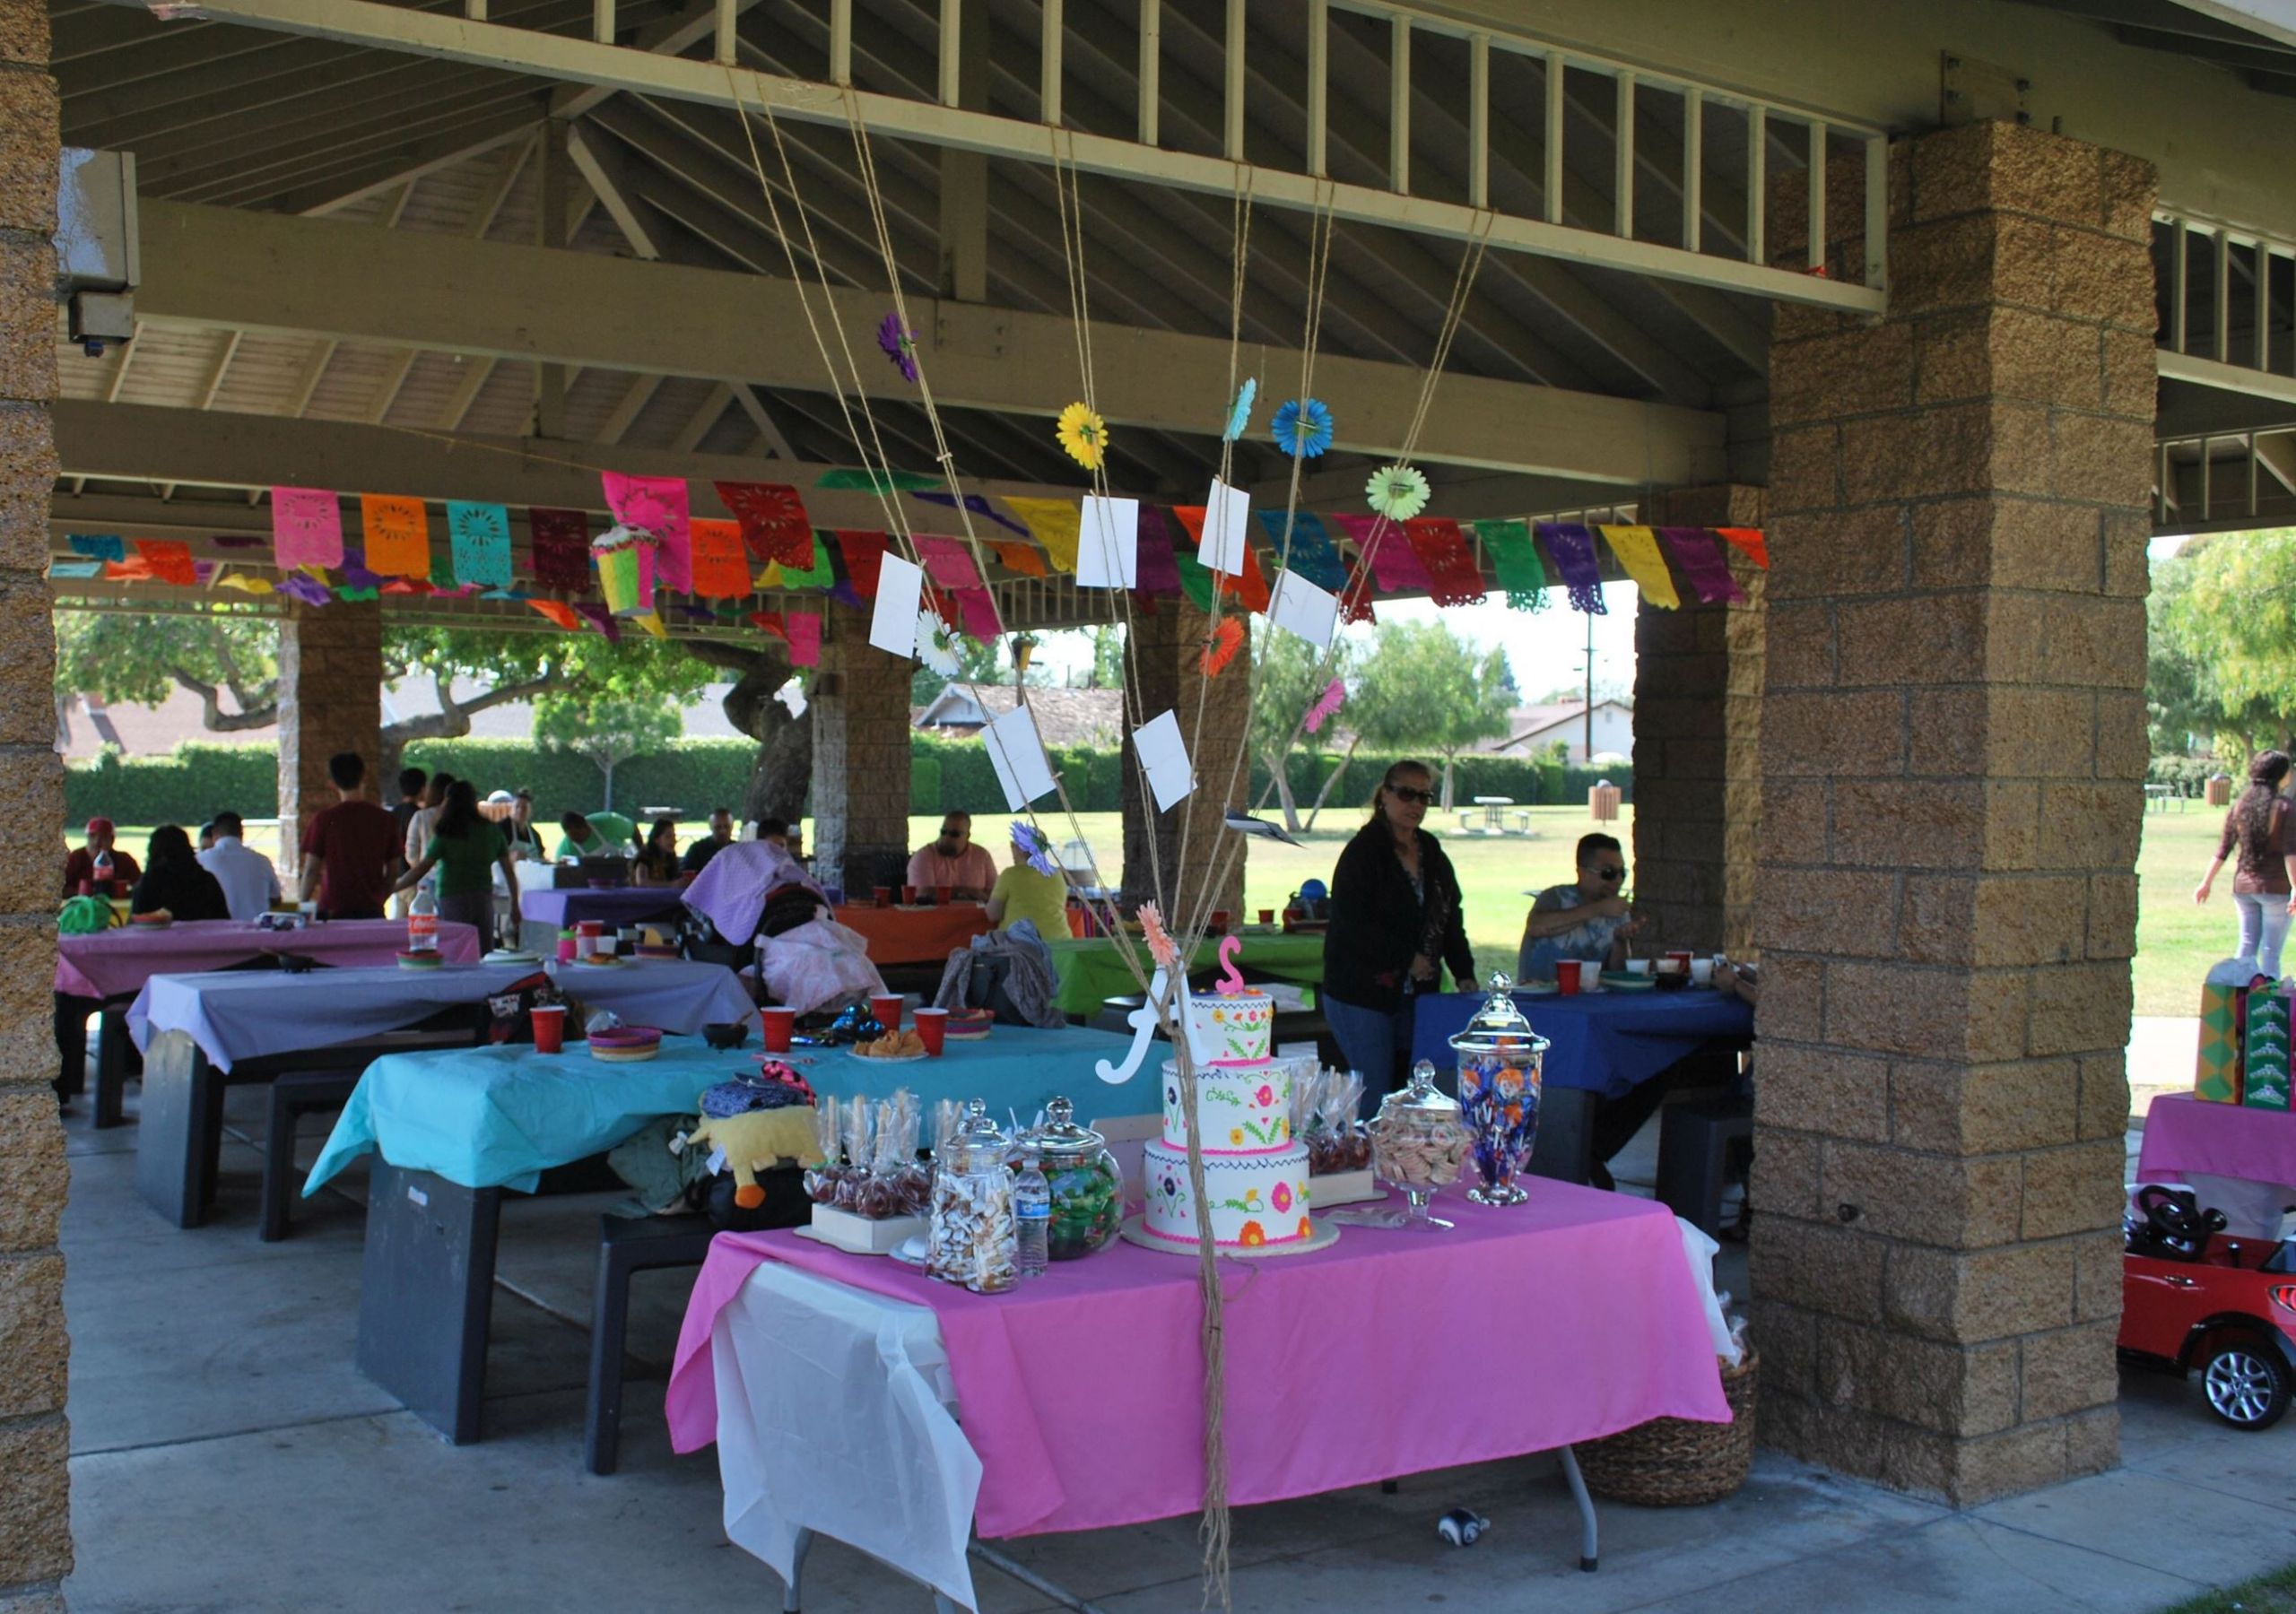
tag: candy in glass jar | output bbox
[1449,974,1549,1207]
[927,1098,1018,1293]
[1027,1096,1123,1259]
[1366,1060,1470,1229]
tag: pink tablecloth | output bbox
[55,919,481,1000]
[2137,1094,2296,1187]
[666,1184,1728,1540]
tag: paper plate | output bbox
[1597,972,1655,993]
[848,1046,931,1064]
[587,1043,661,1063]
[483,949,542,965]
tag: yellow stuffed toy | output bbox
[675,1108,823,1210]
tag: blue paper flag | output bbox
[67,534,125,562]
[447,501,513,589]
[913,490,1031,540]
[1256,508,1348,593]
[48,559,104,578]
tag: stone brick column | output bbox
[1120,600,1247,924]
[275,598,383,860]
[808,603,913,898]
[1752,120,2153,1504]
[1631,484,1766,959]
[0,0,71,1596]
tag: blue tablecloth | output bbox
[1408,988,1754,1098]
[305,1023,1151,1195]
[519,887,690,931]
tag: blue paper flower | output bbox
[1272,397,1334,459]
[1223,377,1257,443]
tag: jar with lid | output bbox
[927,1098,1018,1293]
[1366,1059,1471,1229]
[1028,1097,1124,1259]
[1448,973,1550,1206]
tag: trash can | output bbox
[1588,780,1622,823]
[2206,772,2233,807]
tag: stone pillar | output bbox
[809,603,913,898]
[1120,600,1248,924]
[1752,120,2153,1505]
[1631,484,1766,959]
[0,0,71,1596]
[275,598,384,859]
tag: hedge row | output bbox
[65,736,1632,824]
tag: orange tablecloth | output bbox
[835,903,991,966]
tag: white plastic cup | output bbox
[1690,959,1716,986]
[1625,958,1653,976]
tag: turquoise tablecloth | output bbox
[304,1023,1152,1195]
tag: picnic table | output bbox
[312,1021,1144,1444]
[1044,928,1326,1018]
[516,886,691,953]
[666,1184,1728,1610]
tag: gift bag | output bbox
[2244,979,2292,1111]
[2196,959,2250,1105]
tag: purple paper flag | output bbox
[572,602,622,642]
[278,575,332,608]
[1535,524,1607,614]
[1134,507,1181,597]
[913,490,1032,540]
[1657,526,1745,604]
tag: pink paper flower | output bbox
[1138,901,1178,970]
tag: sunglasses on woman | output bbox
[1387,785,1437,805]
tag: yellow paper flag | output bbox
[634,611,668,638]
[1002,496,1081,573]
[215,573,275,595]
[1597,525,1680,611]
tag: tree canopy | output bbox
[1248,630,1353,830]
[535,688,683,811]
[2152,535,2296,760]
[1344,619,1515,807]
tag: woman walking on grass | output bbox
[2196,750,2296,980]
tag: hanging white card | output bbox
[1197,479,1250,577]
[1076,496,1139,589]
[1266,569,1339,648]
[868,554,926,656]
[984,704,1057,810]
[1133,708,1195,812]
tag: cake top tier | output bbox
[1186,990,1273,1066]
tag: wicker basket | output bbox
[1574,1350,1758,1506]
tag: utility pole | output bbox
[1583,606,1595,761]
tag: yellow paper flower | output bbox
[1366,464,1431,521]
[1056,402,1109,471]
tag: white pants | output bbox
[2233,890,2292,980]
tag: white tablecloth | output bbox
[710,1265,978,1610]
[128,959,754,1072]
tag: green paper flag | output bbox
[1476,518,1548,612]
[814,467,943,493]
[775,530,834,588]
[1173,551,1216,612]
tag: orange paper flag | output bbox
[689,518,750,599]
[360,494,431,579]
[526,599,580,630]
[991,539,1048,578]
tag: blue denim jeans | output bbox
[2235,890,2294,980]
[1321,992,1416,1116]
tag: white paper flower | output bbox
[916,610,961,675]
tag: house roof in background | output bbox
[913,684,1126,749]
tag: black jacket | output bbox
[1321,820,1475,1016]
[130,858,230,923]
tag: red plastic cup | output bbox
[1666,950,1694,974]
[912,1006,947,1056]
[1257,907,1274,924]
[1209,909,1231,933]
[113,880,130,898]
[873,886,893,908]
[530,1004,567,1054]
[902,884,918,905]
[870,993,905,1031]
[760,1005,796,1053]
[1556,960,1584,995]
[935,884,952,906]
[78,880,93,897]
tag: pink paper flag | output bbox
[272,487,344,569]
[603,473,691,593]
[786,612,822,667]
[952,586,1002,640]
[916,535,984,590]
[1335,512,1431,594]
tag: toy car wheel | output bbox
[2198,1334,2291,1431]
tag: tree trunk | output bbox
[601,759,616,811]
[691,639,811,826]
[1303,738,1361,831]
[1273,758,1302,834]
[1439,755,1457,811]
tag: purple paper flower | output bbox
[1011,820,1060,877]
[877,312,918,383]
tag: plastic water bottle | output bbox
[1013,1144,1050,1280]
[92,848,113,895]
[408,877,439,952]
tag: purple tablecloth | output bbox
[55,918,481,1000]
[517,888,690,931]
[1409,986,1754,1097]
[2137,1094,2296,1188]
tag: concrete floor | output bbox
[56,1083,2296,1614]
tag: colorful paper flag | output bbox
[1335,512,1431,594]
[527,599,581,630]
[688,518,751,599]
[527,508,592,591]
[355,495,430,579]
[1657,526,1744,605]
[916,536,985,591]
[990,539,1048,578]
[1475,518,1549,611]
[272,487,344,569]
[747,610,787,640]
[48,559,103,579]
[1003,497,1082,572]
[1596,525,1680,610]
[278,575,332,607]
[715,481,815,568]
[445,501,511,589]
[815,467,942,492]
[1255,509,1348,593]
[786,612,822,667]
[1716,526,1770,568]
[214,573,274,595]
[136,539,197,587]
[67,534,123,562]
[603,473,691,593]
[1536,524,1608,614]
[952,586,1002,640]
[913,490,1031,539]
[1135,507,1181,597]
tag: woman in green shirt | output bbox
[395,780,521,948]
[986,829,1075,939]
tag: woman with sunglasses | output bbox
[1320,759,1476,1109]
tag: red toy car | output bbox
[2119,1184,2296,1430]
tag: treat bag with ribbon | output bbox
[2244,979,2292,1111]
[2196,957,2252,1104]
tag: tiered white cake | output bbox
[1139,992,1316,1250]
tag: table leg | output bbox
[135,1031,216,1228]
[968,1542,1111,1613]
[356,1165,502,1445]
[782,1526,812,1613]
[1529,1088,1595,1185]
[92,1005,131,1130]
[1556,1445,1599,1572]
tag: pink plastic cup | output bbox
[912,1006,947,1056]
[530,1004,567,1054]
[760,1005,796,1053]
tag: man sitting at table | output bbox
[555,809,635,861]
[683,807,738,874]
[197,811,281,920]
[62,817,140,898]
[299,751,399,921]
[906,811,997,900]
[1516,833,1639,982]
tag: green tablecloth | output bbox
[1045,928,1326,1018]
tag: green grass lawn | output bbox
[2159,1561,2296,1614]
[84,796,2227,1020]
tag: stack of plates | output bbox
[396,950,444,971]
[483,949,542,965]
[587,1026,663,1063]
